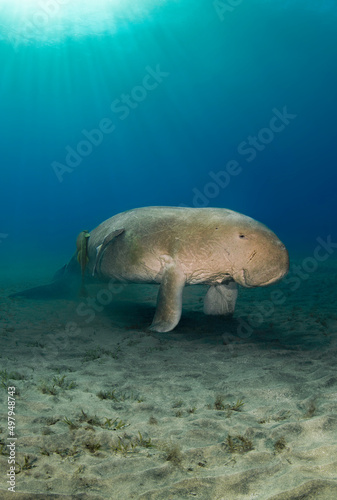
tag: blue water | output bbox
[1,4,337,498]
[0,0,336,266]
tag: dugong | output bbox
[11,207,289,332]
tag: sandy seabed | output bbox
[0,256,337,500]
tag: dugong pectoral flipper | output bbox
[149,256,186,333]
[203,282,238,315]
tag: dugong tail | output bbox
[9,228,95,300]
[9,256,82,300]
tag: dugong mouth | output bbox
[235,267,288,288]
[256,274,285,287]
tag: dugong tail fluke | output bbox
[9,278,74,300]
[10,230,95,300]
[9,260,81,300]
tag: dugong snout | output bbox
[233,237,289,288]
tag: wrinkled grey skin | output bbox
[11,207,289,332]
[87,206,289,332]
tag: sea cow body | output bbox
[11,207,289,332]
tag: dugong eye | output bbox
[239,234,246,239]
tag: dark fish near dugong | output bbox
[10,206,289,332]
